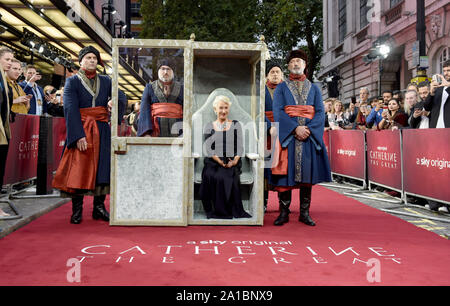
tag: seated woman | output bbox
[199,95,252,219]
[378,98,408,130]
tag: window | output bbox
[438,47,450,74]
[360,0,369,29]
[390,0,402,8]
[338,0,346,43]
[131,2,141,17]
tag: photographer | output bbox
[44,85,64,117]
[408,88,430,129]
[328,99,350,130]
[378,98,408,130]
[19,65,47,115]
[424,60,450,128]
[366,97,385,129]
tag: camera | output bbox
[432,74,442,85]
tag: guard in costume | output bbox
[270,49,331,226]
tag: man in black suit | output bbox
[425,60,450,128]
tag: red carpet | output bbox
[0,186,449,286]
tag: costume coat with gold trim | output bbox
[270,79,331,187]
[62,72,126,186]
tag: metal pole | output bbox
[416,0,427,76]
[416,0,426,57]
[378,58,382,96]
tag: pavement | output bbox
[1,182,449,240]
[0,187,70,239]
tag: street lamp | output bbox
[378,44,391,59]
[363,35,392,95]
[101,2,117,32]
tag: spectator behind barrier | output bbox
[44,85,64,117]
[425,59,450,128]
[404,89,418,117]
[0,47,13,215]
[344,100,357,124]
[417,81,430,102]
[124,101,140,136]
[358,87,370,106]
[353,102,371,130]
[366,97,385,128]
[323,98,334,131]
[378,98,408,130]
[393,90,403,106]
[409,85,431,129]
[406,83,419,94]
[6,58,30,114]
[328,99,351,130]
[19,65,47,116]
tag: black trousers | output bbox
[0,143,9,190]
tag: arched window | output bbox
[438,47,450,74]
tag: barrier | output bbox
[4,114,40,185]
[402,129,450,205]
[3,114,66,189]
[52,117,66,171]
[326,128,449,205]
[329,130,366,187]
[366,129,402,192]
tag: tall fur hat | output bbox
[286,49,308,65]
[78,45,104,67]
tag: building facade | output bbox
[318,0,450,102]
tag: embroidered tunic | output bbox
[53,71,126,195]
[269,79,331,188]
[137,80,183,137]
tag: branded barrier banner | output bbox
[366,130,402,191]
[52,117,66,171]
[3,115,66,186]
[329,130,366,180]
[402,129,450,203]
[4,114,40,185]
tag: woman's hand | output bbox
[13,95,30,105]
[225,157,240,168]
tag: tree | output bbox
[140,0,260,42]
[259,0,323,80]
[139,0,323,79]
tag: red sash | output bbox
[265,111,274,150]
[52,107,109,193]
[271,105,315,175]
[151,103,183,136]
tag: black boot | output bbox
[274,191,291,226]
[299,186,315,226]
[70,196,83,224]
[92,195,109,221]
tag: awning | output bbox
[0,0,146,103]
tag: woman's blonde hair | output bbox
[331,99,343,114]
[403,90,417,115]
[212,95,232,110]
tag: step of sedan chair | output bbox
[191,88,259,223]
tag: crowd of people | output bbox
[324,59,450,132]
[322,59,450,212]
[0,46,68,216]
